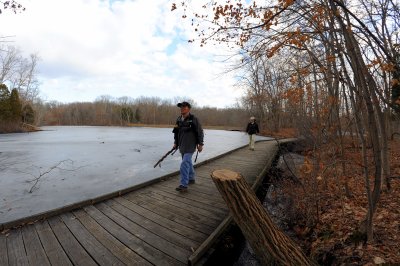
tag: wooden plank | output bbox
[148,189,228,217]
[60,212,124,266]
[184,173,215,183]
[73,209,151,266]
[202,158,257,168]
[123,194,215,234]
[155,180,221,203]
[156,178,220,194]
[113,196,207,242]
[159,181,226,199]
[6,228,29,266]
[186,177,216,188]
[0,232,8,266]
[143,191,224,221]
[132,193,221,227]
[96,202,190,264]
[161,174,214,188]
[106,199,200,250]
[153,184,227,210]
[209,162,256,170]
[151,183,227,209]
[192,171,213,178]
[48,216,97,266]
[215,154,256,160]
[139,185,228,214]
[84,205,184,266]
[21,224,51,266]
[217,153,263,160]
[212,156,255,164]
[138,179,224,206]
[216,156,256,164]
[34,221,72,266]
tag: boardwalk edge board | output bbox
[0,139,288,231]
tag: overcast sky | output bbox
[0,0,244,108]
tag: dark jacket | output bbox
[246,121,259,135]
[173,113,204,154]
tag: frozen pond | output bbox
[0,126,270,224]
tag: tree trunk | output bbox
[211,169,313,266]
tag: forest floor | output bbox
[260,128,400,265]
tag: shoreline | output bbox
[1,124,245,134]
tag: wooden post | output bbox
[211,169,313,266]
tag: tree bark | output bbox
[211,169,313,266]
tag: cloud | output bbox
[0,0,244,107]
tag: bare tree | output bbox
[0,1,25,14]
[0,45,19,84]
[11,53,40,103]
[171,0,399,243]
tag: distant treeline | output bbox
[38,96,250,129]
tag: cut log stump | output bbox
[211,169,313,266]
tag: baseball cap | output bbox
[177,101,191,108]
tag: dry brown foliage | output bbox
[260,128,298,139]
[0,122,23,133]
[263,128,400,264]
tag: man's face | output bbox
[180,106,190,116]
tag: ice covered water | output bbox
[0,126,270,224]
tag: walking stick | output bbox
[154,147,177,168]
[194,150,199,163]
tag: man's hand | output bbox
[173,144,177,149]
[197,144,203,152]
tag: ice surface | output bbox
[0,126,270,224]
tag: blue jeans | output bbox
[249,134,255,150]
[180,153,195,187]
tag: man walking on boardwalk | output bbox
[173,101,204,192]
[246,116,259,151]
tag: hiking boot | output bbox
[175,185,188,192]
[189,179,195,185]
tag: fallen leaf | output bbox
[373,257,385,264]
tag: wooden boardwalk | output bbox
[0,140,279,266]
